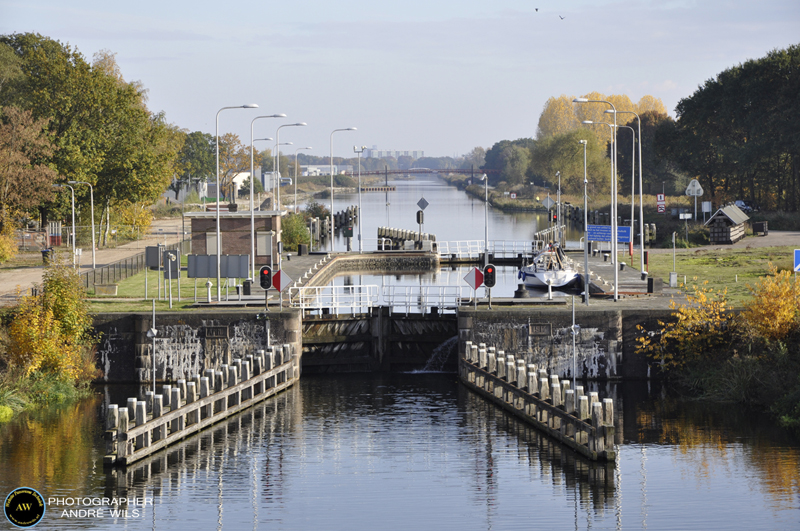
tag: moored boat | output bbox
[518,243,581,289]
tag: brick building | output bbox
[185,211,282,267]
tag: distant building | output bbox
[302,165,354,176]
[364,146,424,159]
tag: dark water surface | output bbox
[1,374,798,530]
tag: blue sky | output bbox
[2,0,798,158]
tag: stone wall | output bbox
[458,308,672,380]
[305,252,440,288]
[94,310,302,383]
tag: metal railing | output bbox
[287,284,380,315]
[382,285,467,315]
[79,239,191,290]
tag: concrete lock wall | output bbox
[94,311,302,383]
[458,309,670,380]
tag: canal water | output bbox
[323,174,587,298]
[1,374,798,530]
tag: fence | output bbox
[80,239,191,290]
[104,344,297,468]
[460,341,616,462]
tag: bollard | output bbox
[145,391,154,413]
[105,405,119,456]
[246,355,255,375]
[186,382,197,425]
[589,391,599,407]
[516,365,527,391]
[135,401,148,449]
[539,378,550,401]
[603,398,615,449]
[162,385,172,408]
[565,389,575,415]
[233,360,243,382]
[478,348,487,370]
[496,355,506,380]
[524,365,534,392]
[464,340,473,362]
[127,398,137,421]
[578,395,590,420]
[506,360,516,385]
[200,377,211,419]
[153,395,164,441]
[551,380,562,407]
[170,388,182,434]
[221,365,229,388]
[228,366,238,388]
[488,351,496,375]
[170,387,181,410]
[215,371,224,393]
[591,403,605,453]
[204,369,215,390]
[177,379,187,400]
[117,409,130,458]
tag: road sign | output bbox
[685,179,704,196]
[795,249,800,272]
[657,205,666,213]
[272,270,293,292]
[542,196,555,210]
[417,197,429,211]
[657,193,665,203]
[587,225,632,243]
[464,267,484,290]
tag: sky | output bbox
[2,0,798,159]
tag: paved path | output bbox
[0,218,183,304]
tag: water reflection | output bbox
[0,377,798,529]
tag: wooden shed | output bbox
[704,204,749,244]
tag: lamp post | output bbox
[216,104,258,302]
[250,115,285,282]
[607,108,645,277]
[575,97,618,301]
[54,184,76,267]
[615,124,636,261]
[481,173,489,267]
[294,146,312,214]
[68,181,94,269]
[248,135,275,281]
[354,145,366,253]
[329,127,357,252]
[579,140,590,306]
[556,170,562,245]
[581,119,618,301]
[275,123,306,211]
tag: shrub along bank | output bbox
[0,254,99,421]
[636,265,800,433]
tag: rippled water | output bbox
[2,374,799,530]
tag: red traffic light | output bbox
[259,266,272,289]
[483,264,497,288]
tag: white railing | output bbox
[436,240,484,259]
[287,284,380,315]
[382,285,467,315]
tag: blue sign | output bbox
[587,225,632,243]
[795,249,800,272]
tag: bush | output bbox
[0,233,17,263]
[3,253,98,382]
[281,213,310,252]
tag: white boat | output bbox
[518,243,581,289]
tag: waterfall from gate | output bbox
[418,336,458,372]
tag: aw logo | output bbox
[4,488,45,528]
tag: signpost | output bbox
[794,249,800,279]
[685,179,704,220]
[587,225,632,243]
[656,193,666,214]
[464,267,484,310]
[272,270,293,307]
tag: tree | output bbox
[238,176,264,196]
[461,147,486,170]
[530,130,611,195]
[217,133,255,201]
[0,106,57,231]
[536,95,580,139]
[280,213,310,252]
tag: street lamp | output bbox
[579,140,590,306]
[249,129,278,282]
[68,180,94,269]
[329,127,357,252]
[575,98,618,301]
[582,119,618,301]
[275,123,307,211]
[614,123,636,262]
[54,184,76,267]
[354,145,366,253]
[556,170,562,245]
[607,108,645,277]
[481,173,489,267]
[216,104,258,302]
[272,141,294,207]
[294,147,312,214]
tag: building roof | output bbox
[704,204,750,226]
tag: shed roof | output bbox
[704,204,750,226]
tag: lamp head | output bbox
[347,127,357,131]
[243,104,259,108]
[582,120,594,125]
[604,109,616,114]
[573,98,588,103]
[294,122,307,126]
[556,171,560,177]
[579,140,587,145]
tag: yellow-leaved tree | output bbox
[740,264,800,342]
[5,253,98,381]
[636,280,733,371]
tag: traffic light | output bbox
[483,264,496,288]
[259,266,272,289]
